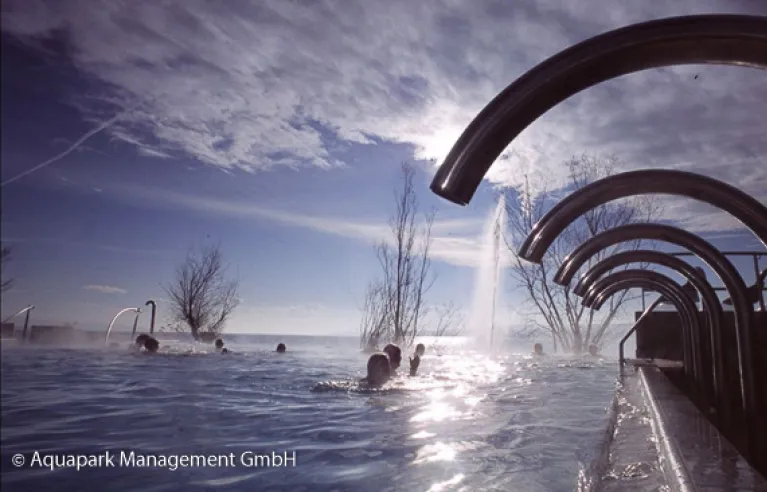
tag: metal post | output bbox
[131,311,140,337]
[22,308,32,342]
[145,300,157,335]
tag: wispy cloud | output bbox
[3,3,764,180]
[2,1,764,230]
[117,183,493,267]
[1,112,122,186]
[83,284,127,295]
[1,236,171,256]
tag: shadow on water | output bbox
[1,336,616,492]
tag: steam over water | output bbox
[1,335,615,491]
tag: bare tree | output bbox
[1,246,13,292]
[359,163,436,349]
[359,280,389,351]
[164,243,240,342]
[505,155,662,353]
[427,301,464,337]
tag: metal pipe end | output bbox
[572,281,588,296]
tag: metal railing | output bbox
[619,297,664,370]
[640,251,766,309]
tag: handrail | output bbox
[619,297,664,369]
[2,305,35,341]
[104,307,141,345]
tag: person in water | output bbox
[214,338,230,354]
[382,343,402,371]
[276,343,286,353]
[143,336,159,353]
[533,343,544,356]
[588,344,599,357]
[362,352,392,387]
[409,343,426,376]
[135,334,151,349]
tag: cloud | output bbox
[2,0,764,231]
[117,183,492,266]
[2,236,170,256]
[6,1,761,338]
[83,284,127,295]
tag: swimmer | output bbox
[382,343,402,371]
[214,338,230,354]
[135,333,151,348]
[588,344,599,357]
[409,343,426,376]
[276,343,286,353]
[143,336,159,353]
[361,352,392,387]
[409,354,421,376]
[533,343,544,356]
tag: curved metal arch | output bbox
[145,300,157,335]
[583,270,702,385]
[574,250,725,414]
[430,15,767,204]
[551,222,756,432]
[517,170,767,263]
[104,307,141,345]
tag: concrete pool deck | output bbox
[592,361,767,491]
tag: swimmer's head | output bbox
[276,343,286,353]
[215,338,224,349]
[415,343,426,357]
[588,344,598,356]
[366,352,392,386]
[383,344,402,370]
[135,334,150,346]
[144,337,159,353]
[533,343,543,355]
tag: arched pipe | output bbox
[582,270,701,383]
[145,300,157,335]
[552,223,757,454]
[574,250,726,418]
[105,307,141,345]
[2,305,35,342]
[518,170,767,263]
[430,15,767,204]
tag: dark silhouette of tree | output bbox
[164,243,239,342]
[360,163,438,348]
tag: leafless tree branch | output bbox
[163,242,240,342]
[505,154,663,353]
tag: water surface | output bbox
[1,335,616,491]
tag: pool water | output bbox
[1,334,617,491]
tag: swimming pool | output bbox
[1,335,616,491]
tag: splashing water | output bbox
[468,195,507,350]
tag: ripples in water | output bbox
[1,336,616,491]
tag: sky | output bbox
[1,0,766,338]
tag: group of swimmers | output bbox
[132,334,288,355]
[362,342,426,387]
